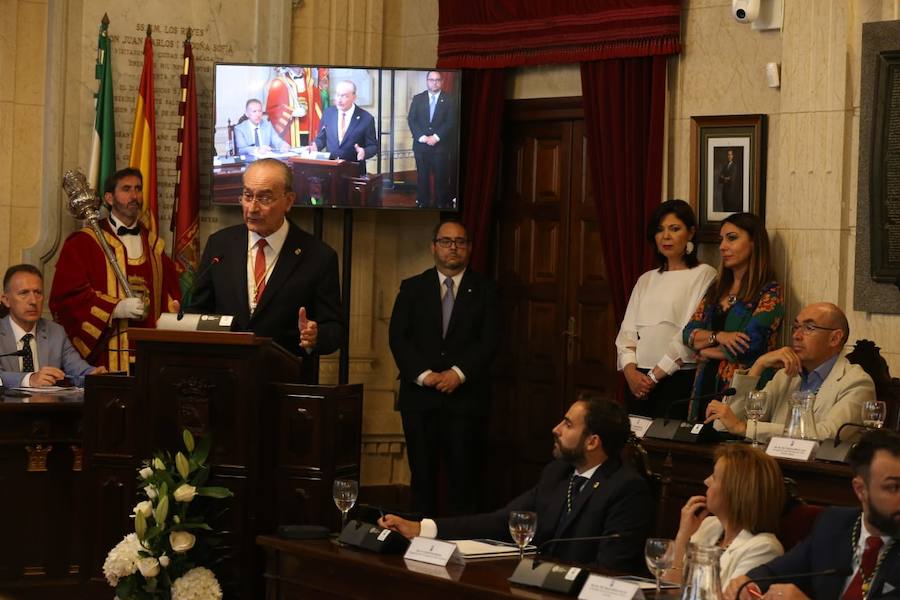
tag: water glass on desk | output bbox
[863,400,886,429]
[508,511,537,561]
[745,390,767,447]
[333,479,358,530]
[645,537,675,596]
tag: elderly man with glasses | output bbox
[705,302,875,441]
[389,219,501,516]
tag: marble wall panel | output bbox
[506,64,581,100]
[0,101,11,208]
[0,0,16,104]
[10,103,43,209]
[13,0,46,105]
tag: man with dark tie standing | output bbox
[1,264,106,388]
[379,397,653,572]
[408,71,457,208]
[389,219,500,516]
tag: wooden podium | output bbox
[290,156,384,207]
[82,329,362,599]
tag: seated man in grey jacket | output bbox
[0,264,106,388]
[705,302,874,441]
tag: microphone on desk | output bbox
[817,422,869,463]
[0,349,27,359]
[644,388,735,442]
[734,568,850,599]
[177,256,222,320]
[508,533,622,594]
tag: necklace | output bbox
[850,514,893,598]
[726,294,738,306]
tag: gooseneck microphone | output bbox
[663,387,736,423]
[0,349,27,359]
[177,256,222,321]
[531,533,621,568]
[734,568,850,599]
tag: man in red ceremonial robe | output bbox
[265,66,322,147]
[50,168,181,371]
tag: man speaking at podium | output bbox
[188,159,345,379]
[379,398,652,572]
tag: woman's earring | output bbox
[686,241,695,254]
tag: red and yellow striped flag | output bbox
[129,25,158,235]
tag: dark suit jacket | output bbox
[748,507,900,599]
[0,316,94,387]
[407,91,457,149]
[389,267,500,416]
[188,220,346,359]
[435,459,652,572]
[313,105,378,165]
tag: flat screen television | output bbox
[212,63,461,211]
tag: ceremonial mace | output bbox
[61,169,136,298]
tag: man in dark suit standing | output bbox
[379,398,653,572]
[718,148,742,212]
[388,219,500,516]
[408,71,457,208]
[726,428,900,600]
[310,80,378,175]
[188,159,345,381]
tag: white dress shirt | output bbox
[108,215,144,260]
[689,516,783,587]
[841,518,893,597]
[9,318,39,387]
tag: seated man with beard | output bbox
[725,429,900,600]
[379,397,652,572]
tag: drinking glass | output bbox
[863,400,887,429]
[332,479,358,530]
[508,511,537,561]
[645,538,675,596]
[745,390,767,447]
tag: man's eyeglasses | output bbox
[434,237,468,248]
[426,78,442,82]
[790,321,839,335]
[240,190,279,206]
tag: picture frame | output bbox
[690,114,767,242]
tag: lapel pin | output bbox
[294,248,302,255]
[592,482,599,489]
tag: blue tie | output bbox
[442,277,454,338]
[429,95,437,122]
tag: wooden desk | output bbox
[640,438,856,538]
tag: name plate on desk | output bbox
[404,537,463,567]
[628,416,653,438]
[766,436,818,461]
[578,575,644,600]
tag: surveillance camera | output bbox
[732,0,760,23]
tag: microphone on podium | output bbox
[508,533,622,594]
[734,568,850,599]
[177,256,222,321]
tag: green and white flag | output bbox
[88,13,116,193]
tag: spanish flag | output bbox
[129,25,159,236]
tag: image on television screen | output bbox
[212,64,461,211]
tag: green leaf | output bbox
[171,522,213,531]
[193,433,211,466]
[182,429,196,453]
[191,465,210,487]
[197,486,234,498]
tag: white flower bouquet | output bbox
[103,429,233,599]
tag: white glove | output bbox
[112,297,146,320]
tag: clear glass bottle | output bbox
[680,543,723,600]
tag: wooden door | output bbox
[488,98,617,505]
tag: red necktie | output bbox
[339,111,347,144]
[842,535,884,600]
[254,239,268,304]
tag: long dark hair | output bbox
[707,212,775,304]
[646,199,699,272]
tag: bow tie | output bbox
[116,225,140,236]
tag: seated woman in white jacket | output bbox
[663,444,786,589]
[615,199,716,419]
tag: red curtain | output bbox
[580,56,668,324]
[438,0,681,68]
[456,69,507,273]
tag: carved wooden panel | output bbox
[530,221,560,283]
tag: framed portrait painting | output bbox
[690,114,767,242]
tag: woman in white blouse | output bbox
[665,445,786,589]
[615,200,716,418]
